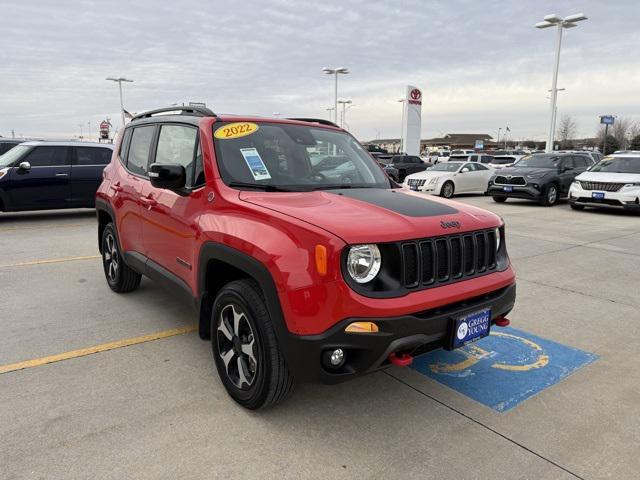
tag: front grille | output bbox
[400,229,498,289]
[494,175,526,186]
[579,181,624,192]
[407,178,427,188]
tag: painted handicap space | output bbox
[410,327,598,412]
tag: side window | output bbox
[481,155,492,164]
[475,163,488,171]
[193,142,205,187]
[154,125,198,187]
[463,163,475,171]
[574,156,588,168]
[563,157,575,169]
[119,128,132,162]
[127,126,155,176]
[409,156,421,164]
[74,147,112,166]
[23,146,68,167]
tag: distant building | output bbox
[364,133,495,153]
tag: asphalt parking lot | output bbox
[1,198,639,480]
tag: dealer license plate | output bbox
[450,308,491,350]
[592,192,605,200]
[503,186,513,192]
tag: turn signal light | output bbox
[315,244,327,276]
[345,321,379,333]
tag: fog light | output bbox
[323,348,346,369]
[330,348,344,366]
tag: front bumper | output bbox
[569,184,640,211]
[487,183,542,200]
[283,282,516,384]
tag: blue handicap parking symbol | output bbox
[410,327,598,412]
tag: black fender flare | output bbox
[197,242,295,366]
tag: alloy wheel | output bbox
[217,304,258,390]
[103,233,119,283]
[548,185,558,204]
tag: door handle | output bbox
[55,173,69,177]
[110,182,123,193]
[140,195,157,208]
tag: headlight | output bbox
[495,227,501,252]
[526,172,546,179]
[0,168,8,180]
[346,244,381,283]
[624,183,640,187]
[428,177,438,184]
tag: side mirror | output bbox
[18,161,31,171]
[461,167,470,173]
[149,163,186,191]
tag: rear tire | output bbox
[212,279,294,409]
[440,181,455,198]
[101,223,141,293]
[540,183,559,207]
[492,196,507,203]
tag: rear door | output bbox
[558,156,576,194]
[70,146,113,207]
[8,146,71,210]
[115,125,155,256]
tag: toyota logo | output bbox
[410,89,422,100]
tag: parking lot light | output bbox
[322,67,349,124]
[536,13,588,152]
[106,77,134,128]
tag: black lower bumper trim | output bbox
[284,283,517,384]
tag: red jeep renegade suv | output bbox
[96,106,516,409]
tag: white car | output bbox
[489,151,526,169]
[403,161,493,198]
[568,153,640,212]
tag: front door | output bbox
[7,146,71,210]
[140,123,202,289]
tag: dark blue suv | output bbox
[0,141,114,212]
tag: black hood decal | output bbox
[328,188,458,217]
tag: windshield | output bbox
[440,151,450,157]
[590,156,640,174]
[431,162,463,172]
[516,154,559,168]
[0,144,32,167]
[213,122,389,191]
[492,156,515,164]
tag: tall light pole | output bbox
[547,88,565,149]
[78,124,84,139]
[106,77,134,128]
[337,100,352,128]
[322,67,349,124]
[326,107,335,121]
[536,13,587,152]
[398,99,406,153]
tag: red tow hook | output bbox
[389,352,413,367]
[494,316,510,327]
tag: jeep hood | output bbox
[240,188,500,244]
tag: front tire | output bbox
[540,184,559,207]
[440,181,455,198]
[101,223,141,293]
[212,279,294,409]
[492,196,507,203]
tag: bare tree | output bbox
[611,116,632,150]
[556,114,577,149]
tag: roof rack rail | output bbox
[131,106,216,121]
[287,118,340,128]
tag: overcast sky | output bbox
[1,0,639,142]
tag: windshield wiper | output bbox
[311,184,375,191]
[228,182,301,192]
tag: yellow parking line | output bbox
[1,255,101,268]
[0,325,198,375]
[0,223,88,232]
